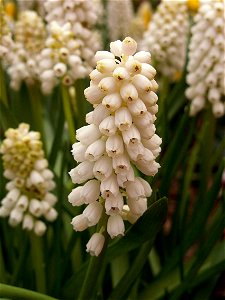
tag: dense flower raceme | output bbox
[107,0,134,41]
[14,10,46,54]
[141,0,189,79]
[68,37,162,256]
[0,124,58,236]
[0,10,47,90]
[38,0,102,94]
[186,0,225,118]
[17,0,45,17]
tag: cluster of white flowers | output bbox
[14,11,46,53]
[1,0,102,93]
[38,0,102,94]
[141,0,189,79]
[107,0,134,41]
[1,10,46,90]
[38,22,91,94]
[44,0,102,26]
[17,0,45,17]
[186,0,225,117]
[0,123,58,236]
[68,37,161,256]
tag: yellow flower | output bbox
[173,71,182,82]
[187,0,200,13]
[5,1,16,19]
[137,1,152,30]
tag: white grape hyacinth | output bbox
[1,10,46,91]
[141,0,189,80]
[17,0,45,17]
[0,123,58,236]
[107,0,134,41]
[38,0,102,94]
[69,37,162,256]
[186,0,225,118]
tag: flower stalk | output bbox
[78,230,110,300]
[61,84,76,144]
[0,64,8,107]
[29,233,46,293]
[28,86,46,151]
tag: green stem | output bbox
[0,284,57,300]
[61,85,76,144]
[193,109,216,215]
[29,233,46,294]
[178,117,207,221]
[0,240,6,283]
[28,86,46,152]
[158,76,169,144]
[74,79,88,128]
[0,64,8,107]
[78,231,109,300]
[108,241,153,300]
[12,234,29,285]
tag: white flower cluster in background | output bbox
[0,123,58,236]
[1,10,46,90]
[14,10,46,53]
[141,0,189,79]
[186,0,225,118]
[38,0,102,94]
[68,37,161,256]
[17,0,45,17]
[107,0,134,41]
[44,0,102,26]
[38,21,90,94]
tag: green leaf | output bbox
[0,284,58,300]
[210,135,225,170]
[159,112,195,196]
[192,277,219,300]
[159,159,225,277]
[62,261,88,300]
[139,240,225,300]
[0,101,17,130]
[106,197,168,261]
[62,198,168,299]
[108,241,154,300]
[197,110,216,204]
[106,198,168,299]
[10,85,33,126]
[186,158,225,246]
[110,255,129,287]
[0,65,8,107]
[169,205,225,300]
